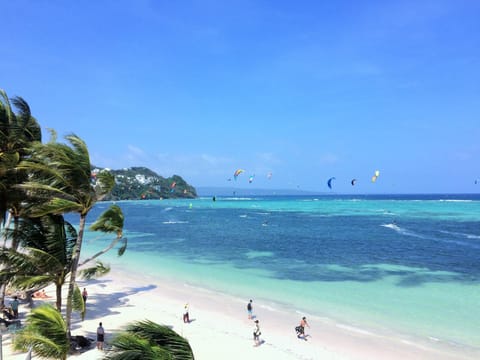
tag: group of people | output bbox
[33,289,50,299]
[248,300,262,347]
[247,299,311,347]
[1,296,19,319]
[0,296,22,330]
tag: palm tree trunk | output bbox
[56,283,63,311]
[11,215,20,250]
[0,211,13,307]
[1,211,12,247]
[65,213,86,337]
[78,235,122,266]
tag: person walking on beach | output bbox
[247,299,253,319]
[295,316,310,340]
[10,296,19,319]
[253,319,261,346]
[97,322,105,350]
[183,303,190,323]
[82,288,88,303]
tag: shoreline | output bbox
[4,265,479,360]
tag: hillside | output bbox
[92,166,197,200]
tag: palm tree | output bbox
[104,320,195,360]
[13,303,70,360]
[80,204,127,269]
[0,204,125,311]
[0,214,77,310]
[0,88,42,235]
[17,132,115,335]
[0,89,42,307]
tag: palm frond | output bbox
[14,303,69,360]
[24,197,83,217]
[95,170,115,199]
[105,333,169,360]
[72,283,85,314]
[118,238,128,257]
[89,204,124,234]
[126,320,195,360]
[79,261,111,280]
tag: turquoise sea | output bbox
[77,194,480,351]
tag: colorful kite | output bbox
[233,169,245,181]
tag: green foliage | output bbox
[0,88,42,224]
[104,333,170,359]
[89,204,124,235]
[96,166,197,200]
[79,260,111,280]
[0,214,77,310]
[73,283,85,314]
[14,303,69,360]
[104,320,195,360]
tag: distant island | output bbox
[92,166,197,200]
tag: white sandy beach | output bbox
[3,266,478,360]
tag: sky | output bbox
[1,0,479,194]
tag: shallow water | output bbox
[76,194,480,349]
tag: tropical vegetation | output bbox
[104,320,195,360]
[13,303,70,360]
[0,88,195,359]
[102,166,197,200]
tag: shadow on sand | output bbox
[71,278,157,333]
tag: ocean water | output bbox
[76,194,480,350]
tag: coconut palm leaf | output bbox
[0,89,41,226]
[125,320,194,360]
[79,261,111,280]
[117,240,128,256]
[89,204,124,235]
[0,214,77,310]
[73,283,85,314]
[14,303,69,360]
[79,204,127,265]
[15,132,115,333]
[104,333,170,360]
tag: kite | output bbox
[249,174,255,183]
[351,179,357,186]
[372,170,380,183]
[267,172,272,180]
[327,177,336,189]
[233,169,245,180]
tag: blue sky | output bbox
[2,0,479,193]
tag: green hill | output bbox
[92,166,197,200]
